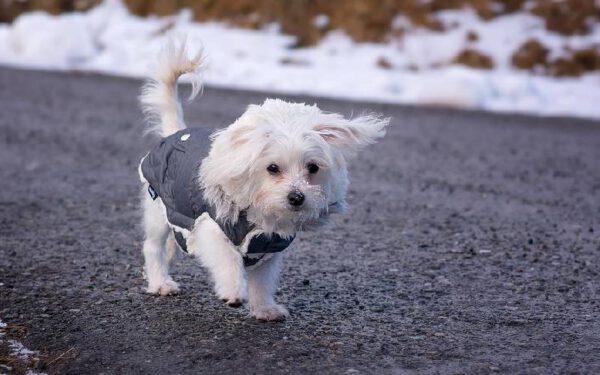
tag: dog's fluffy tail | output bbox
[140,39,204,137]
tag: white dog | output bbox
[138,40,389,321]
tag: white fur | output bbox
[200,99,389,235]
[141,190,180,296]
[139,38,204,137]
[187,213,248,306]
[138,40,389,321]
[247,253,289,321]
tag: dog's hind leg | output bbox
[165,231,178,263]
[142,191,180,296]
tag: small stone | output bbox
[466,30,479,42]
[436,276,452,286]
[33,359,46,370]
[377,56,393,70]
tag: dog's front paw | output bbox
[250,304,289,322]
[147,279,180,296]
[216,286,248,308]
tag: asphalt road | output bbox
[0,66,599,375]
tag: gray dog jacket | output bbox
[140,128,294,267]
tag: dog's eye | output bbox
[307,163,319,174]
[267,164,280,174]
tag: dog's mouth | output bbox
[288,201,340,222]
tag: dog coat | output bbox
[140,128,294,268]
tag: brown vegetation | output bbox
[453,48,494,69]
[547,48,600,77]
[0,0,544,44]
[466,30,479,42]
[376,56,394,70]
[2,0,598,42]
[531,0,598,35]
[0,0,598,76]
[511,39,549,70]
[512,39,600,77]
[0,0,99,22]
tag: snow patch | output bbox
[0,0,598,119]
[26,371,48,375]
[0,318,47,374]
[9,340,37,360]
[0,318,6,337]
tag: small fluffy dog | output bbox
[138,41,389,321]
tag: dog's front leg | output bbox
[247,253,289,321]
[187,213,248,307]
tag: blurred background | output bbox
[0,0,598,118]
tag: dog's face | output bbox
[200,99,388,234]
[248,124,345,230]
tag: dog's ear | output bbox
[200,110,268,220]
[313,114,389,156]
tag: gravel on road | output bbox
[0,67,599,374]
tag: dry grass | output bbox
[0,0,598,76]
[512,38,600,76]
[511,38,550,70]
[453,48,495,69]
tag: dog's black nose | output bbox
[287,191,305,207]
